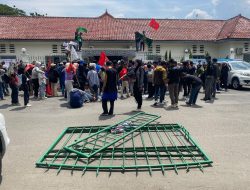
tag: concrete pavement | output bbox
[0,88,250,190]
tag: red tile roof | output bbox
[0,12,249,41]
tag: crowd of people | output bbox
[0,56,230,115]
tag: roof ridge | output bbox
[228,15,242,38]
[0,15,226,21]
[216,21,228,40]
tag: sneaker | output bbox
[120,96,124,99]
[25,104,32,107]
[153,102,158,106]
[186,102,191,106]
[171,104,176,108]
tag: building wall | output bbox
[217,40,250,59]
[0,40,249,63]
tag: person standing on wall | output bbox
[101,61,118,116]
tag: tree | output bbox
[169,50,172,60]
[0,4,26,16]
[164,50,168,61]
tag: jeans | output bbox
[147,82,154,98]
[39,83,46,98]
[121,80,129,97]
[188,85,201,105]
[23,87,29,105]
[154,84,165,103]
[0,82,3,99]
[2,82,9,95]
[59,79,65,95]
[10,84,19,104]
[90,84,98,100]
[168,83,179,105]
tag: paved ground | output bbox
[0,88,250,190]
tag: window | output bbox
[61,45,66,53]
[0,44,6,53]
[9,44,15,53]
[192,45,197,54]
[148,45,153,53]
[200,45,204,53]
[156,45,161,54]
[244,43,249,52]
[52,45,58,53]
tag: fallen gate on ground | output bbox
[36,112,213,175]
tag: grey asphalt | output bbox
[0,88,250,190]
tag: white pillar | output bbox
[230,48,235,59]
[184,49,189,61]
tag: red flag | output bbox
[149,19,160,30]
[98,51,109,66]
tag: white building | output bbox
[0,11,250,63]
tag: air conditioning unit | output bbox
[89,46,94,49]
[236,48,243,55]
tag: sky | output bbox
[1,0,250,19]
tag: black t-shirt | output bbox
[104,68,117,93]
[168,67,181,84]
[184,75,202,87]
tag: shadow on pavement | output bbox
[164,106,179,111]
[9,106,26,111]
[60,103,70,108]
[98,114,116,120]
[0,104,12,109]
[180,104,203,108]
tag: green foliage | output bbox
[189,50,193,59]
[169,50,172,60]
[205,51,210,57]
[0,4,26,16]
[30,12,47,17]
[165,50,168,61]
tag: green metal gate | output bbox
[64,112,160,158]
[36,123,213,175]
